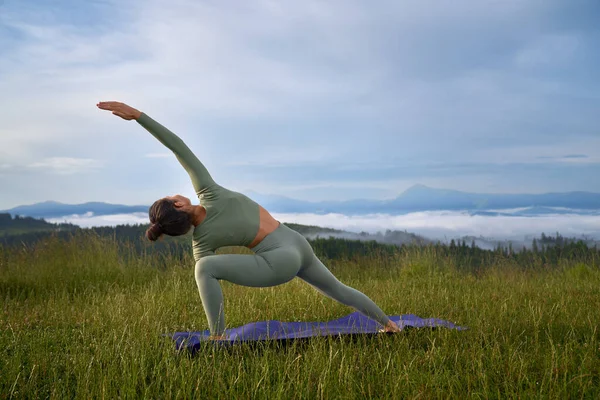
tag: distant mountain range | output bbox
[1,200,149,219]
[2,185,599,218]
[246,185,600,215]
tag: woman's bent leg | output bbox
[195,253,300,336]
[296,254,390,327]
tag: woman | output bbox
[97,101,401,339]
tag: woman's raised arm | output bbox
[97,101,217,195]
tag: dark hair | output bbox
[145,198,193,241]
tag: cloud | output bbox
[26,157,104,175]
[272,211,600,241]
[48,212,149,228]
[563,154,588,159]
[226,159,600,193]
[534,153,592,164]
[46,209,600,241]
[0,0,599,209]
[514,33,584,70]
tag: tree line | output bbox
[1,215,598,273]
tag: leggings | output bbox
[194,223,390,336]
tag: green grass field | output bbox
[1,231,599,399]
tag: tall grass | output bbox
[1,231,599,399]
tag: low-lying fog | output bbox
[48,209,600,247]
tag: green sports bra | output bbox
[137,113,260,261]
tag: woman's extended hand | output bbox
[96,101,142,120]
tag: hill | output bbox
[0,213,78,237]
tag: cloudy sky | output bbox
[1,0,599,210]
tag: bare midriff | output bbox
[248,206,281,248]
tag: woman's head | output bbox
[146,195,193,241]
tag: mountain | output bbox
[2,185,599,219]
[386,185,600,211]
[246,185,600,214]
[0,201,149,218]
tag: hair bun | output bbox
[145,222,163,241]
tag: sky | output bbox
[1,0,599,210]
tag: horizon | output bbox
[3,183,600,210]
[1,1,599,210]
[3,189,600,243]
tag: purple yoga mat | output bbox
[169,312,466,350]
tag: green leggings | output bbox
[194,223,391,336]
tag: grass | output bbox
[1,231,599,399]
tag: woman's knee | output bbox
[195,256,217,283]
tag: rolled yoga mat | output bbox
[169,312,467,350]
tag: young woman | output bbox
[97,101,401,339]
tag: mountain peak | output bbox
[402,184,433,194]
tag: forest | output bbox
[1,212,597,274]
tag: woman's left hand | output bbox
[96,101,142,120]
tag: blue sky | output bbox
[1,0,599,210]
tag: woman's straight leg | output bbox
[296,254,391,327]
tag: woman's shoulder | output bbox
[196,183,228,201]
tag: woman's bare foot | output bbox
[380,320,401,333]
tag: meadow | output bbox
[1,230,599,399]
